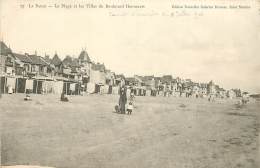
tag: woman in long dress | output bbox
[119,80,127,114]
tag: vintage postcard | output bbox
[0,0,259,168]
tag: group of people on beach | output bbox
[117,80,134,115]
[58,79,135,114]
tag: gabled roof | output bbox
[42,55,55,68]
[0,41,12,55]
[63,55,73,67]
[51,54,62,66]
[78,50,91,63]
[28,54,48,66]
[13,53,32,63]
[208,80,214,85]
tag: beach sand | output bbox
[2,166,55,168]
[0,94,259,168]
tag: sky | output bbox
[1,0,260,93]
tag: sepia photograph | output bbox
[0,0,260,168]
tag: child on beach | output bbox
[24,94,32,101]
[60,92,69,102]
[126,101,134,115]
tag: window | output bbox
[40,66,44,72]
[24,64,29,71]
[31,65,36,72]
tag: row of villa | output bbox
[0,41,242,98]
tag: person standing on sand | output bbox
[119,79,127,114]
[61,92,69,102]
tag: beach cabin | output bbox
[89,63,106,93]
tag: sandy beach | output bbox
[1,94,259,168]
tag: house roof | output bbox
[208,80,214,85]
[215,85,220,90]
[0,41,12,55]
[78,50,91,63]
[28,55,48,65]
[44,55,52,64]
[13,53,32,63]
[63,55,73,67]
[51,54,62,66]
